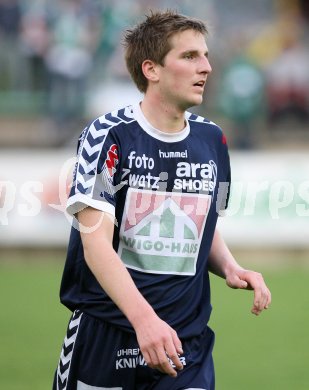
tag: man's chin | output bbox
[188,96,204,108]
[178,96,204,111]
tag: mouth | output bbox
[193,80,206,89]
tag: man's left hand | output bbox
[225,269,271,315]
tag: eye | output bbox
[184,52,194,60]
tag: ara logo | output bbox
[105,144,119,177]
[118,188,211,275]
[174,160,217,193]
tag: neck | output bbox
[140,94,186,133]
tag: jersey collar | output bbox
[133,103,190,143]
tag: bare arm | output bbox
[208,229,271,315]
[77,207,183,376]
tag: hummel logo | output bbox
[159,149,188,158]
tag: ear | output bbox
[141,59,160,83]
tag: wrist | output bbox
[222,261,244,279]
[127,300,157,330]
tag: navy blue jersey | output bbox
[60,103,231,339]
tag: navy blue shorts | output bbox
[53,310,215,390]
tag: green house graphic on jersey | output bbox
[119,189,210,275]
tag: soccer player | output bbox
[53,10,271,390]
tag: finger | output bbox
[239,280,249,289]
[165,340,183,371]
[252,286,264,315]
[260,282,272,309]
[156,348,177,377]
[252,285,271,314]
[171,329,183,355]
[261,287,271,310]
[262,288,270,308]
[265,288,272,308]
[226,274,248,289]
[142,350,155,369]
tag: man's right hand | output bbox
[133,313,184,377]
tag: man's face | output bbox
[156,29,212,110]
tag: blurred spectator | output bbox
[217,40,265,149]
[246,3,309,126]
[19,9,50,91]
[0,0,22,91]
[299,0,309,23]
[44,0,101,142]
[265,30,309,125]
[96,0,146,82]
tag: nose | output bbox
[198,55,212,75]
[203,56,212,74]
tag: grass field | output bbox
[0,251,308,389]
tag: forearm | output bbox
[79,210,155,328]
[208,228,243,278]
[83,235,155,327]
[208,229,271,315]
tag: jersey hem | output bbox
[66,194,115,217]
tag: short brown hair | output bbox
[123,10,208,93]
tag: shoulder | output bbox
[186,111,221,131]
[89,105,136,132]
[186,111,227,145]
[77,105,137,151]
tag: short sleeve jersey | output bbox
[60,103,231,339]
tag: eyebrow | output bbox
[182,49,209,57]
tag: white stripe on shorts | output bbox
[77,381,122,390]
[56,310,83,390]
